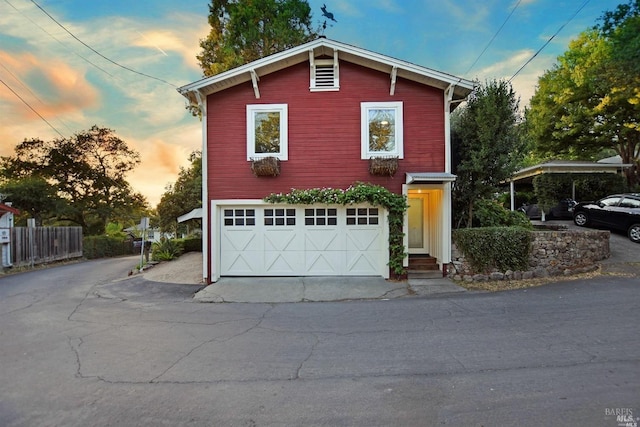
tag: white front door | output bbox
[408,196,428,254]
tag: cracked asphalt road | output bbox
[1,255,639,426]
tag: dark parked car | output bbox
[518,198,576,220]
[572,193,640,243]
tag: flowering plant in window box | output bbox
[369,156,398,177]
[250,156,280,177]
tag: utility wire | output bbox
[4,0,114,78]
[465,0,523,75]
[509,0,591,82]
[0,77,65,138]
[29,0,177,87]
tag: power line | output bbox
[509,0,591,82]
[3,0,114,78]
[29,0,177,87]
[0,77,65,138]
[466,0,523,75]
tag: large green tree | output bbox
[0,125,148,235]
[156,151,202,235]
[197,0,317,77]
[526,1,640,187]
[452,79,525,228]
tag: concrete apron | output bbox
[194,276,467,303]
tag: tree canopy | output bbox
[452,79,525,228]
[197,0,317,77]
[526,0,640,187]
[0,125,148,234]
[156,151,202,235]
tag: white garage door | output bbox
[220,205,385,276]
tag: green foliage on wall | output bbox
[453,227,532,273]
[264,183,409,275]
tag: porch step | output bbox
[408,270,443,280]
[408,254,439,271]
[407,254,442,279]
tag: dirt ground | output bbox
[142,252,204,284]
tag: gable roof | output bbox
[178,37,474,105]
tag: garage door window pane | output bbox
[224,209,255,227]
[305,208,337,226]
[347,207,379,225]
[265,208,295,226]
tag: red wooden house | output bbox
[178,38,473,283]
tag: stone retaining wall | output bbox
[447,229,610,282]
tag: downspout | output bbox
[194,90,210,284]
[442,84,457,274]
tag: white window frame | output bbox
[361,101,404,159]
[246,104,288,161]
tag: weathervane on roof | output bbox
[320,3,337,35]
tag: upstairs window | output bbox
[361,101,404,159]
[247,104,288,160]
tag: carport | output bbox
[506,159,631,211]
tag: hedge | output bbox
[83,236,135,259]
[453,227,532,273]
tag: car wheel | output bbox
[574,212,589,227]
[628,224,640,243]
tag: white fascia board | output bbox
[177,38,474,100]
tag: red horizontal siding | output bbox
[207,61,445,200]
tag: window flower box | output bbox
[251,156,280,177]
[369,156,398,177]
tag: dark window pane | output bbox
[276,209,284,216]
[305,218,314,226]
[286,209,295,216]
[224,219,233,226]
[246,209,255,216]
[235,209,244,216]
[276,218,284,226]
[347,208,356,216]
[265,218,273,226]
[328,209,337,216]
[369,217,378,225]
[224,209,233,217]
[358,208,367,215]
[246,218,255,226]
[317,208,325,216]
[235,218,244,226]
[328,218,337,226]
[317,218,326,225]
[305,209,314,216]
[347,218,355,225]
[265,209,273,216]
[370,208,378,215]
[286,218,295,226]
[358,218,367,225]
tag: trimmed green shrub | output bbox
[152,238,183,261]
[83,235,134,259]
[453,227,532,272]
[177,237,202,253]
[473,199,532,229]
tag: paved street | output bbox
[1,256,639,426]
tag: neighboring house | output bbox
[178,38,473,283]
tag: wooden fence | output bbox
[11,227,83,267]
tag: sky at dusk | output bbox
[0,0,623,207]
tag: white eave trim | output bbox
[177,38,474,100]
[406,172,457,183]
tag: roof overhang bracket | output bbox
[250,69,260,99]
[390,66,398,96]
